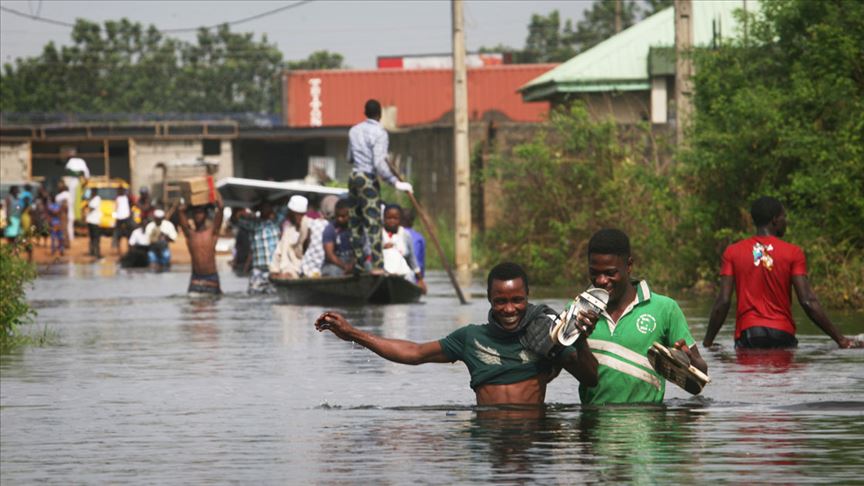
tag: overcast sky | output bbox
[1,0,594,68]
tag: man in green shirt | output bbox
[580,229,708,405]
[315,262,599,406]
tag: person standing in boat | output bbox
[177,195,224,295]
[315,262,600,407]
[703,196,861,349]
[346,99,414,274]
[381,204,426,294]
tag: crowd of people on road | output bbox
[2,180,88,262]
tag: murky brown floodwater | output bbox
[2,259,863,484]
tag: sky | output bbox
[0,0,594,68]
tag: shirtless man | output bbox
[314,262,599,406]
[178,196,224,295]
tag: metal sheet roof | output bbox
[284,65,557,128]
[521,0,756,101]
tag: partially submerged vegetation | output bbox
[482,0,864,309]
[0,242,39,350]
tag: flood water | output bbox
[3,259,863,484]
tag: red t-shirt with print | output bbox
[720,235,807,339]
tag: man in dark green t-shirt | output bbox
[315,262,599,406]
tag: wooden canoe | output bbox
[270,274,423,304]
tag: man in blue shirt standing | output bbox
[347,99,413,274]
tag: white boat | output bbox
[216,177,348,208]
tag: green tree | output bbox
[483,104,680,288]
[286,50,345,70]
[521,10,577,62]
[0,243,37,348]
[478,1,642,64]
[570,0,639,52]
[642,0,674,17]
[683,0,864,306]
[0,19,285,114]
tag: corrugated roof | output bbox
[284,65,557,128]
[521,0,756,100]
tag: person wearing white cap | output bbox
[270,195,310,279]
[144,208,178,271]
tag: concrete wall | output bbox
[389,122,542,231]
[131,139,233,195]
[0,142,30,182]
[557,91,651,124]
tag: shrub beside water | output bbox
[0,243,37,349]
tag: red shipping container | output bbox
[284,64,556,128]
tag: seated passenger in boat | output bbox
[321,199,356,277]
[300,197,333,278]
[315,262,600,408]
[270,195,310,279]
[381,204,426,293]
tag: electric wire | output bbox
[0,1,313,33]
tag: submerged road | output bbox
[3,260,863,483]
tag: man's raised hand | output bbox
[315,311,354,341]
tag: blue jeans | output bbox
[147,247,171,267]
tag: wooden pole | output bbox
[674,0,694,146]
[387,159,468,304]
[103,139,110,179]
[451,0,472,279]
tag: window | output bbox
[202,139,221,156]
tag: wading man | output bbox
[703,196,861,349]
[581,229,708,405]
[315,262,599,406]
[178,196,224,295]
[346,99,413,273]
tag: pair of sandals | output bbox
[535,287,711,395]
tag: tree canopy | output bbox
[480,0,671,63]
[484,0,864,307]
[681,0,864,302]
[0,19,345,114]
[286,50,345,70]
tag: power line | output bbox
[0,1,313,34]
[162,1,313,33]
[0,4,75,27]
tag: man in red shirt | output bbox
[703,196,860,349]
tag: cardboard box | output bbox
[181,176,216,206]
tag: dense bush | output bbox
[682,0,864,307]
[0,243,37,347]
[482,104,683,291]
[482,0,863,308]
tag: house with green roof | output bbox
[520,0,756,125]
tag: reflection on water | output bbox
[1,263,863,483]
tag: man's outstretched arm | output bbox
[315,311,453,364]
[792,275,860,348]
[703,275,734,347]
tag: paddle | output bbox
[386,159,468,304]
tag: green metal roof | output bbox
[521,0,755,101]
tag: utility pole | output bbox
[615,0,622,33]
[674,0,694,146]
[452,0,472,280]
